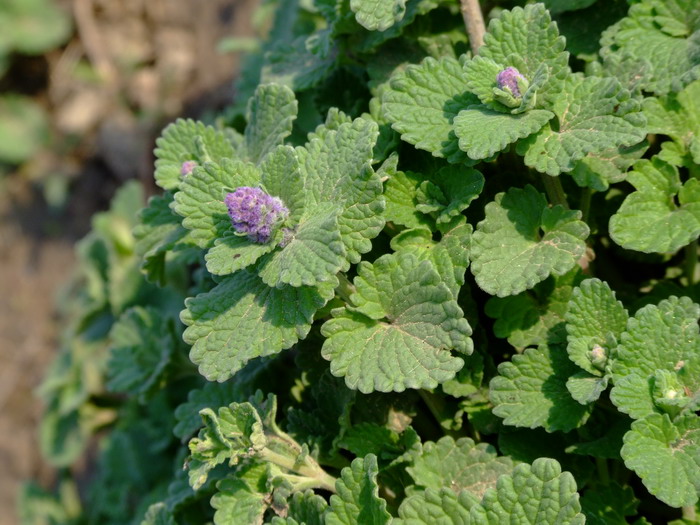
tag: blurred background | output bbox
[0,1,257,522]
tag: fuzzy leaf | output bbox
[182,272,331,382]
[326,455,391,525]
[205,232,279,276]
[470,458,585,525]
[453,106,553,160]
[621,413,700,508]
[471,185,589,297]
[245,83,298,164]
[517,76,647,176]
[609,157,700,253]
[490,344,593,432]
[382,56,477,162]
[394,488,480,525]
[321,253,471,393]
[270,491,328,525]
[212,463,270,525]
[350,0,406,31]
[296,118,385,263]
[406,436,515,498]
[600,0,700,95]
[106,307,177,398]
[154,119,237,191]
[566,372,610,405]
[580,482,639,525]
[643,80,700,164]
[383,169,432,230]
[172,159,261,249]
[565,278,628,376]
[261,35,337,91]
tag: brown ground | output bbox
[0,1,256,523]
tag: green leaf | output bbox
[394,488,480,525]
[570,141,649,192]
[382,56,477,162]
[182,272,330,382]
[517,75,647,176]
[490,344,593,432]
[140,503,175,525]
[470,458,585,525]
[205,232,279,276]
[643,80,700,164]
[566,372,610,404]
[106,307,177,398]
[621,413,700,508]
[326,455,391,525]
[350,0,406,31]
[415,165,484,225]
[258,204,346,287]
[154,119,237,191]
[453,106,554,160]
[565,278,628,376]
[172,159,261,249]
[186,402,266,489]
[297,118,385,264]
[580,482,639,525]
[406,436,514,498]
[0,0,71,55]
[383,168,432,230]
[321,252,471,393]
[609,157,700,253]
[211,463,270,525]
[261,35,337,91]
[245,84,298,164]
[270,490,329,525]
[542,0,596,14]
[471,185,589,297]
[486,271,581,351]
[0,95,48,164]
[600,0,700,95]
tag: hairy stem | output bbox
[579,187,593,223]
[459,0,486,55]
[261,448,337,493]
[541,174,569,209]
[684,240,698,286]
[335,272,357,305]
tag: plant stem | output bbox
[541,174,569,209]
[579,187,593,223]
[335,272,356,305]
[596,457,610,485]
[684,240,698,286]
[683,505,697,521]
[459,0,486,55]
[261,448,337,493]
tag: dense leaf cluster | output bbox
[24,0,700,524]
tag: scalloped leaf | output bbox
[600,0,700,95]
[245,83,298,164]
[394,488,480,525]
[326,455,391,525]
[182,272,331,382]
[609,157,700,253]
[621,413,700,508]
[565,278,628,376]
[406,436,515,498]
[381,56,477,162]
[321,252,471,393]
[350,0,406,31]
[517,75,647,176]
[270,491,328,525]
[489,344,593,432]
[154,119,237,191]
[453,105,554,160]
[470,459,585,524]
[643,79,700,164]
[471,185,589,297]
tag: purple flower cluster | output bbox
[225,187,289,243]
[496,67,526,98]
[181,160,197,177]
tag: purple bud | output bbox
[496,67,526,98]
[225,187,289,243]
[181,160,197,177]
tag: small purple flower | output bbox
[181,160,197,177]
[225,187,289,243]
[496,67,526,98]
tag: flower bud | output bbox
[496,67,527,98]
[181,160,197,177]
[225,187,289,243]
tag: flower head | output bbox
[225,187,289,243]
[181,160,197,177]
[496,67,526,98]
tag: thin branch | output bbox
[459,0,486,55]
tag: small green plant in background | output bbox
[23,0,700,523]
[0,0,71,168]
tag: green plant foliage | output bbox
[27,1,700,524]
